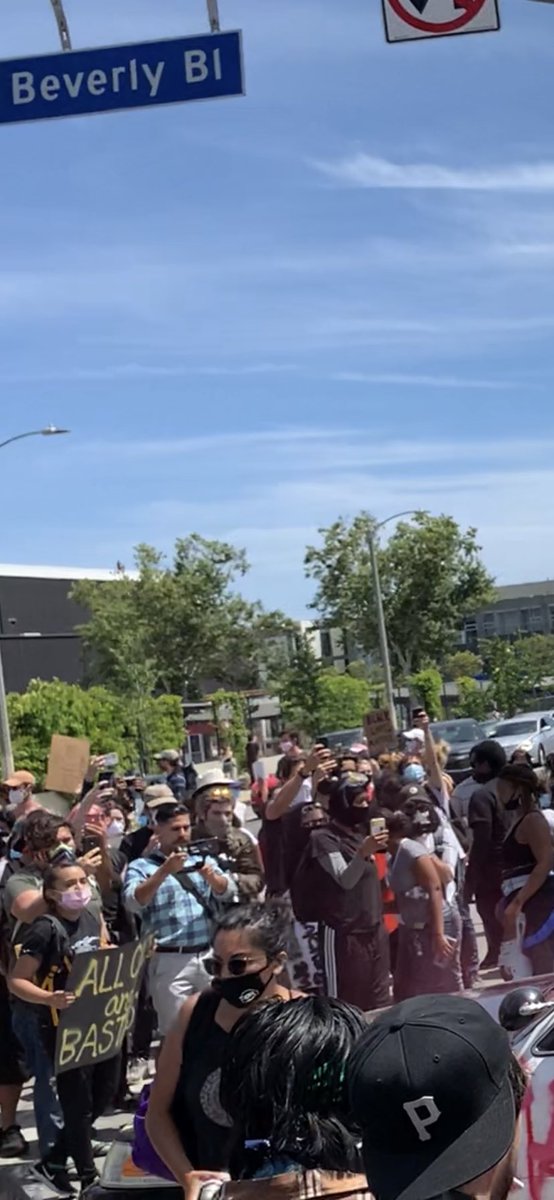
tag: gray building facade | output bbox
[465,581,554,648]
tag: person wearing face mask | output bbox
[296,769,390,1010]
[145,903,297,1200]
[496,762,554,975]
[9,860,115,1195]
[192,777,264,901]
[2,769,38,823]
[386,804,462,1001]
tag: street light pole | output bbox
[368,530,397,735]
[0,426,70,776]
[368,509,423,736]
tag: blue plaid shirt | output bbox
[123,853,237,948]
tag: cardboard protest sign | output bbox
[55,937,152,1074]
[364,708,396,755]
[45,734,90,795]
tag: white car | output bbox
[492,712,554,765]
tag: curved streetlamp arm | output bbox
[375,509,425,534]
[0,431,51,451]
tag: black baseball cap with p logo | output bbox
[348,995,516,1200]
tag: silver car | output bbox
[492,712,554,765]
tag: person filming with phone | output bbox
[123,805,237,1038]
[291,760,390,1010]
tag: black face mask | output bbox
[211,967,272,1009]
[340,806,370,830]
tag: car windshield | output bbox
[430,721,482,744]
[495,720,537,737]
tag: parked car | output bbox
[429,718,486,781]
[480,718,500,738]
[492,712,554,765]
[316,727,365,751]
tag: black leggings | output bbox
[51,1055,121,1182]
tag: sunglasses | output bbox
[204,954,266,978]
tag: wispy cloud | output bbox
[311,154,554,192]
[332,372,517,391]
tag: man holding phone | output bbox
[306,768,390,1010]
[123,805,237,1035]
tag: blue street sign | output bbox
[0,30,244,125]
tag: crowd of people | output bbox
[0,715,552,1199]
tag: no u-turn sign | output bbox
[382,0,501,42]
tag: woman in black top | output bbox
[497,762,554,975]
[146,903,298,1200]
[9,859,118,1194]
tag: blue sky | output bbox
[2,0,554,616]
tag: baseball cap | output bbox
[155,749,180,764]
[3,769,36,789]
[144,784,177,810]
[399,784,430,806]
[348,995,516,1200]
[403,729,425,745]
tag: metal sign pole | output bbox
[49,0,72,51]
[206,0,221,33]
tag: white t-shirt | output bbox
[252,760,266,783]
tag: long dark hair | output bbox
[220,996,366,1179]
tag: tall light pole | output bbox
[368,510,421,735]
[0,426,70,775]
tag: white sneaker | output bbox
[127,1057,148,1087]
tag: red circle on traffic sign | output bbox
[387,0,488,34]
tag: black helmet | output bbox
[499,986,550,1032]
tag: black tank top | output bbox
[502,816,536,882]
[170,990,233,1170]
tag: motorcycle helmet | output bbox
[499,985,550,1032]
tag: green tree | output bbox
[7,679,182,784]
[315,672,369,734]
[409,668,443,720]
[275,634,324,738]
[210,689,249,768]
[481,641,526,716]
[444,650,483,681]
[305,512,493,678]
[452,677,491,721]
[72,538,291,700]
[513,635,554,694]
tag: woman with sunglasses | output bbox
[146,902,297,1200]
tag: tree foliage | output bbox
[409,668,443,721]
[210,689,249,769]
[444,650,483,681]
[480,634,554,716]
[72,538,291,700]
[305,512,494,679]
[7,679,182,784]
[275,634,324,738]
[452,677,491,722]
[275,635,369,739]
[315,672,369,735]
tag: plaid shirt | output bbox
[123,853,237,948]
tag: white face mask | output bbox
[107,819,125,838]
[9,788,25,806]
